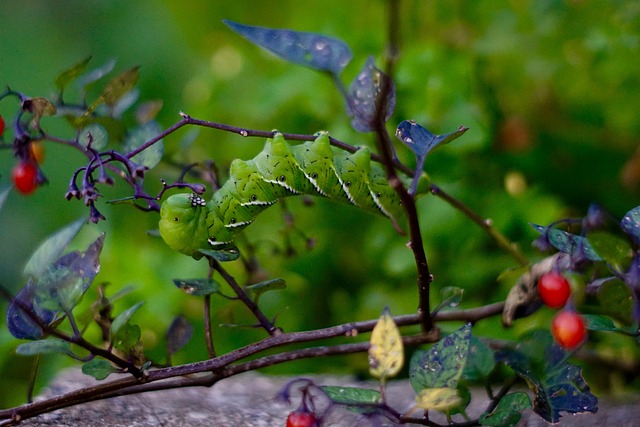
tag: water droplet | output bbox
[239,130,248,137]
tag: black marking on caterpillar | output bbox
[159,132,405,257]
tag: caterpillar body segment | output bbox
[159,132,408,257]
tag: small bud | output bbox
[89,203,106,223]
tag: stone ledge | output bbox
[17,369,635,426]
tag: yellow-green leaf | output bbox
[102,66,140,107]
[368,307,404,381]
[55,56,92,91]
[415,387,462,412]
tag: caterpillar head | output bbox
[159,193,211,257]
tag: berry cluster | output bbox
[538,272,587,350]
[1,113,47,195]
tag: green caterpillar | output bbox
[159,132,409,257]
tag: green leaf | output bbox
[224,20,352,75]
[463,336,496,382]
[101,66,140,107]
[320,386,381,405]
[16,338,71,356]
[173,278,221,296]
[583,314,636,335]
[122,121,164,169]
[621,206,640,245]
[409,323,472,392]
[79,123,109,151]
[246,278,287,302]
[480,392,531,427]
[55,56,92,92]
[587,230,632,271]
[24,218,85,277]
[110,301,144,337]
[495,331,597,423]
[113,323,141,351]
[319,386,382,415]
[82,358,117,380]
[597,279,633,324]
[196,247,241,262]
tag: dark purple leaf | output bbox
[496,331,598,423]
[531,224,602,262]
[6,279,56,340]
[166,315,194,358]
[582,203,614,231]
[34,234,104,313]
[409,323,471,392]
[621,206,640,245]
[348,57,395,132]
[395,120,467,194]
[224,20,352,75]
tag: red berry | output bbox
[0,115,5,137]
[12,161,39,194]
[552,310,587,350]
[538,272,571,308]
[286,410,318,427]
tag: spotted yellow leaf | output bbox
[368,306,404,381]
[415,387,462,412]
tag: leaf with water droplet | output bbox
[531,224,602,261]
[621,206,640,245]
[196,247,240,262]
[432,286,464,315]
[368,306,404,382]
[224,20,352,75]
[495,330,598,423]
[410,323,472,392]
[395,120,467,194]
[347,56,395,133]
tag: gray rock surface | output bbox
[17,369,636,426]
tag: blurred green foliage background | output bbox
[1,0,639,408]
